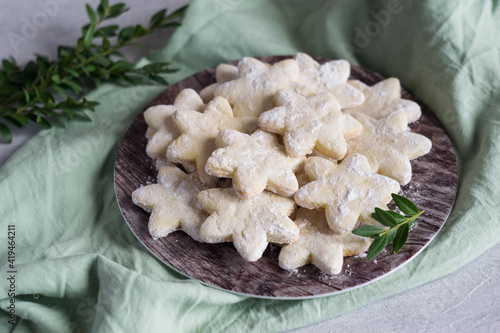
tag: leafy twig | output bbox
[0,0,188,143]
[352,193,424,261]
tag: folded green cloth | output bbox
[1,0,499,331]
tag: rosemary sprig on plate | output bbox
[352,193,424,261]
[0,0,188,143]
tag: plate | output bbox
[114,56,458,299]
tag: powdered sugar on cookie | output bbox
[131,53,432,275]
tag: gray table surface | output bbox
[1,1,499,332]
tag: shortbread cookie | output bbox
[293,52,365,108]
[346,112,432,185]
[214,57,299,117]
[294,154,401,234]
[144,88,205,160]
[199,63,239,102]
[347,79,422,123]
[166,96,257,184]
[279,208,371,275]
[205,129,305,198]
[131,165,210,241]
[198,188,298,262]
[258,90,362,159]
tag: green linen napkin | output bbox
[1,0,499,331]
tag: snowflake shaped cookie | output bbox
[199,63,239,102]
[294,154,401,234]
[258,90,362,159]
[214,57,299,117]
[131,165,210,241]
[292,52,365,108]
[144,88,205,172]
[166,96,257,184]
[279,208,371,275]
[346,112,432,185]
[346,79,422,123]
[198,188,298,262]
[205,129,305,198]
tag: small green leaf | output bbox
[11,114,29,125]
[23,88,30,103]
[107,4,128,19]
[35,54,50,74]
[118,27,135,44]
[109,60,134,72]
[83,99,99,111]
[134,25,148,37]
[86,4,97,25]
[95,25,119,37]
[63,81,83,95]
[392,223,410,253]
[63,108,74,118]
[392,193,419,216]
[0,122,13,143]
[352,225,385,238]
[67,69,80,78]
[5,116,22,128]
[120,74,137,85]
[23,61,39,86]
[385,227,398,245]
[52,86,67,99]
[97,0,110,19]
[385,211,406,224]
[76,53,87,63]
[102,37,111,48]
[160,22,182,29]
[77,37,85,50]
[35,115,52,128]
[150,9,166,27]
[83,25,95,48]
[149,75,169,85]
[89,51,111,66]
[2,59,15,73]
[372,208,397,227]
[51,74,61,84]
[366,235,387,261]
[90,76,102,88]
[95,66,110,79]
[164,5,188,21]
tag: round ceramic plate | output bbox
[114,56,458,299]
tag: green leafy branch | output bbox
[0,0,188,143]
[352,193,424,261]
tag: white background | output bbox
[0,1,499,332]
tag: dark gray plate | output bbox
[114,56,458,299]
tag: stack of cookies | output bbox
[132,53,432,275]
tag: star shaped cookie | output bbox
[205,129,305,198]
[199,63,239,103]
[131,165,210,241]
[144,88,205,161]
[294,154,401,234]
[292,52,365,109]
[346,79,422,123]
[198,188,298,262]
[214,57,299,117]
[346,112,432,185]
[166,96,257,184]
[279,208,371,275]
[258,90,362,159]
